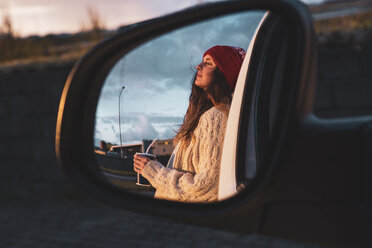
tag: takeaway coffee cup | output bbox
[135,153,156,186]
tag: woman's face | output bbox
[195,54,217,90]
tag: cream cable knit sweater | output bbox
[141,106,228,203]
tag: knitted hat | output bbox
[203,45,246,91]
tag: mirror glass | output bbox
[94,10,266,201]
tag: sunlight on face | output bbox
[195,54,217,90]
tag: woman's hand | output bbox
[133,154,152,173]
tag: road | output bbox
[0,197,322,248]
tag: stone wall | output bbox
[0,61,78,199]
[314,41,372,117]
[0,43,371,199]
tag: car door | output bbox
[218,11,269,200]
[219,11,296,201]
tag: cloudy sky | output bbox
[95,11,265,146]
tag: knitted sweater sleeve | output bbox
[141,108,227,202]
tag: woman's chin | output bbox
[195,82,205,90]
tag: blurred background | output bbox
[0,0,372,247]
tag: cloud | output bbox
[97,113,183,125]
[118,114,159,142]
[100,11,264,101]
[95,112,182,144]
[159,126,177,139]
[10,5,57,16]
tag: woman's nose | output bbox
[196,63,202,71]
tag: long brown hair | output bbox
[174,67,232,145]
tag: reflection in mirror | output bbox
[94,10,266,202]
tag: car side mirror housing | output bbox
[56,0,316,243]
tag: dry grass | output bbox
[314,9,372,34]
[0,51,82,69]
[314,9,372,46]
[0,30,109,68]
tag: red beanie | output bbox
[203,45,246,91]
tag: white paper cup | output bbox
[135,153,156,186]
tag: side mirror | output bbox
[56,0,316,241]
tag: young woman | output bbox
[133,45,246,202]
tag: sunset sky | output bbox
[2,0,212,36]
[2,0,318,37]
